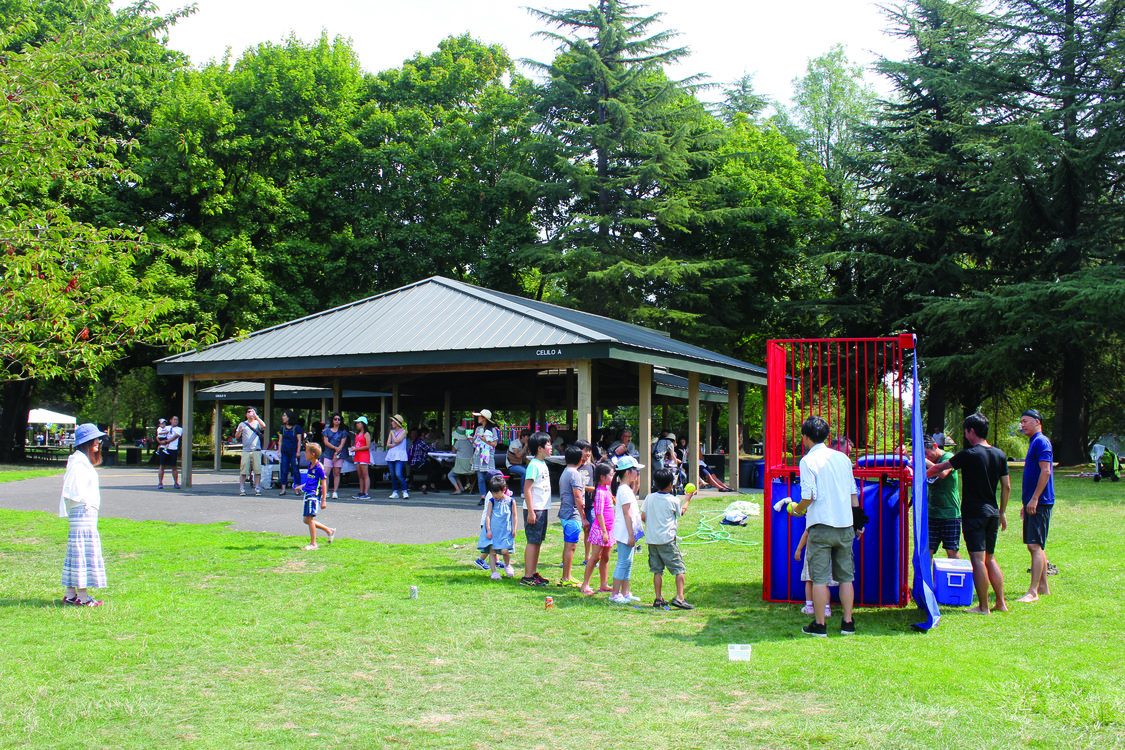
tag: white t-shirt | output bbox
[524,458,552,511]
[156,425,170,447]
[613,484,639,544]
[642,491,681,545]
[167,426,183,451]
[799,443,856,529]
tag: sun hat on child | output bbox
[615,455,645,471]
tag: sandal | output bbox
[598,586,613,593]
[76,598,104,607]
[62,595,80,606]
[301,543,319,551]
[581,587,596,596]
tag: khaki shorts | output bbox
[240,450,263,476]
[647,541,686,576]
[806,524,855,585]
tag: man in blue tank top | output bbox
[1017,409,1054,603]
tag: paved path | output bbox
[2,467,493,544]
[3,466,752,544]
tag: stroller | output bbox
[1091,444,1121,482]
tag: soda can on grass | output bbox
[409,585,418,599]
[545,596,554,610]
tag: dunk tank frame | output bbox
[763,336,914,607]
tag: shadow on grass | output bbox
[0,597,65,608]
[650,579,929,645]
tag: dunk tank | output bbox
[763,335,939,621]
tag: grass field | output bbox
[0,471,1121,748]
[0,466,63,484]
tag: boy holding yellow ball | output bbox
[642,468,696,609]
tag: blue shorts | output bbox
[303,493,320,518]
[561,518,581,544]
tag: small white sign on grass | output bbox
[727,644,752,661]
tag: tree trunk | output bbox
[1053,344,1087,465]
[0,380,34,462]
[926,376,947,436]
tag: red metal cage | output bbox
[763,336,915,607]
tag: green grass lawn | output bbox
[1,472,1121,748]
[0,466,63,483]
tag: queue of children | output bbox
[471,430,697,610]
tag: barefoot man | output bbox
[1017,408,1054,603]
[927,412,1010,614]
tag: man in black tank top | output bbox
[927,412,1011,614]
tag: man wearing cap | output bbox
[1017,409,1054,603]
[927,412,1010,614]
[234,407,267,496]
[923,434,961,559]
[155,418,170,489]
[788,416,858,637]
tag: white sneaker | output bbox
[331,491,338,500]
[609,594,629,604]
[402,490,410,499]
[239,487,246,496]
[389,491,401,500]
[801,603,814,615]
[254,486,261,496]
[627,594,640,602]
[825,605,832,618]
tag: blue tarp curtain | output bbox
[910,338,941,630]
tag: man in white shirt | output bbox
[788,416,858,637]
[159,416,183,489]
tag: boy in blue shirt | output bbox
[1017,409,1054,603]
[299,442,334,551]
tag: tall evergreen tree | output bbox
[522,0,719,320]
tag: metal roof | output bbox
[654,372,729,403]
[158,277,766,383]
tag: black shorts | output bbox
[524,508,549,545]
[962,516,999,555]
[1022,504,1053,548]
[928,516,961,553]
[159,448,179,467]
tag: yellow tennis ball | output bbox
[684,483,697,495]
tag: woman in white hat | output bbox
[59,423,109,606]
[471,409,499,506]
[385,414,410,499]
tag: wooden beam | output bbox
[688,372,700,489]
[705,401,714,454]
[566,367,574,431]
[181,375,194,489]
[332,378,341,414]
[186,359,585,382]
[263,378,274,448]
[443,390,452,449]
[728,378,740,493]
[212,403,222,471]
[639,363,653,494]
[576,360,593,443]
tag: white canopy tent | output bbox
[28,408,77,425]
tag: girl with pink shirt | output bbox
[580,462,615,595]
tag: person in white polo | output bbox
[787,416,858,637]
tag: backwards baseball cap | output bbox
[1022,409,1043,422]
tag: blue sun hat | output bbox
[73,423,107,448]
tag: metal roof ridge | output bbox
[430,277,612,343]
[156,278,435,363]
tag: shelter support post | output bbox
[263,378,274,445]
[181,375,194,489]
[443,390,452,448]
[212,404,222,471]
[576,360,593,444]
[392,384,399,420]
[380,397,386,445]
[662,402,669,431]
[332,379,341,415]
[566,367,574,431]
[728,378,740,491]
[320,398,327,425]
[688,372,700,489]
[639,364,652,493]
[705,402,714,454]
